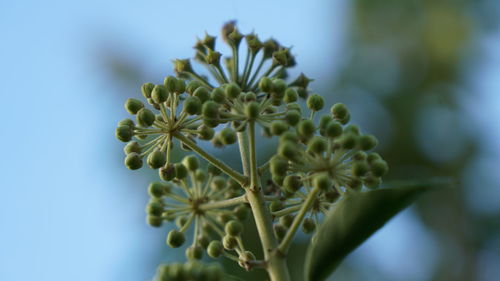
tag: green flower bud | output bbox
[195,169,207,182]
[246,33,262,54]
[173,59,193,75]
[175,79,186,94]
[211,176,226,191]
[358,134,378,151]
[331,103,349,119]
[297,119,315,139]
[147,150,166,169]
[302,218,316,234]
[136,108,155,127]
[270,120,289,136]
[233,205,249,221]
[371,159,388,177]
[284,111,301,126]
[164,76,178,93]
[225,220,243,236]
[325,122,343,138]
[269,200,284,212]
[244,101,260,120]
[151,85,168,103]
[225,83,241,99]
[270,155,288,176]
[116,125,133,142]
[141,83,155,99]
[125,98,144,115]
[287,103,302,113]
[197,124,215,140]
[148,182,169,198]
[183,96,202,115]
[283,88,298,103]
[210,88,225,103]
[353,151,367,161]
[219,127,237,145]
[280,131,299,143]
[147,215,162,227]
[313,173,332,191]
[307,136,327,154]
[259,77,273,93]
[167,230,186,248]
[272,79,287,96]
[367,152,382,164]
[344,124,360,135]
[206,49,222,65]
[280,214,295,228]
[194,87,210,103]
[186,245,203,260]
[306,94,324,112]
[347,178,362,191]
[118,118,135,127]
[283,175,302,193]
[174,163,188,179]
[222,22,243,47]
[244,92,257,102]
[289,73,313,88]
[274,224,287,240]
[182,155,199,171]
[319,115,333,130]
[364,176,381,189]
[146,201,164,216]
[186,80,202,95]
[352,161,369,177]
[159,164,176,181]
[207,240,223,258]
[263,38,280,59]
[218,213,233,225]
[278,141,298,161]
[202,101,219,119]
[125,152,143,170]
[340,133,357,149]
[222,235,237,250]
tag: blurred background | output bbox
[1,0,500,280]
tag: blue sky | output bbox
[1,1,499,281]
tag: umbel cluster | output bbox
[115,22,388,281]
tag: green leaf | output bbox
[304,184,437,281]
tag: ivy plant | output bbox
[115,22,434,281]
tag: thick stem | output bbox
[246,121,291,281]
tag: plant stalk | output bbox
[245,121,291,281]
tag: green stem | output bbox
[173,132,247,186]
[248,122,259,191]
[237,131,250,176]
[246,121,290,281]
[278,186,321,254]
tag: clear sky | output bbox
[1,1,499,281]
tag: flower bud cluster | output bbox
[267,103,388,236]
[115,22,390,275]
